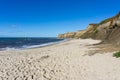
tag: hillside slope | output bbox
[58,12,120,46]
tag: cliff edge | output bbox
[58,12,120,46]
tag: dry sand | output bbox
[0,39,120,80]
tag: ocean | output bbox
[0,37,64,51]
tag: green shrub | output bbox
[113,51,120,58]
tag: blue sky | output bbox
[0,0,120,37]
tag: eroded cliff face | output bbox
[81,13,120,40]
[58,12,120,46]
[74,30,86,38]
[58,32,76,38]
[100,14,120,45]
[58,30,86,39]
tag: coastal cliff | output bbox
[58,12,120,46]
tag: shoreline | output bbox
[0,39,120,80]
[0,39,69,51]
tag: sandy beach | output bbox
[0,39,120,80]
